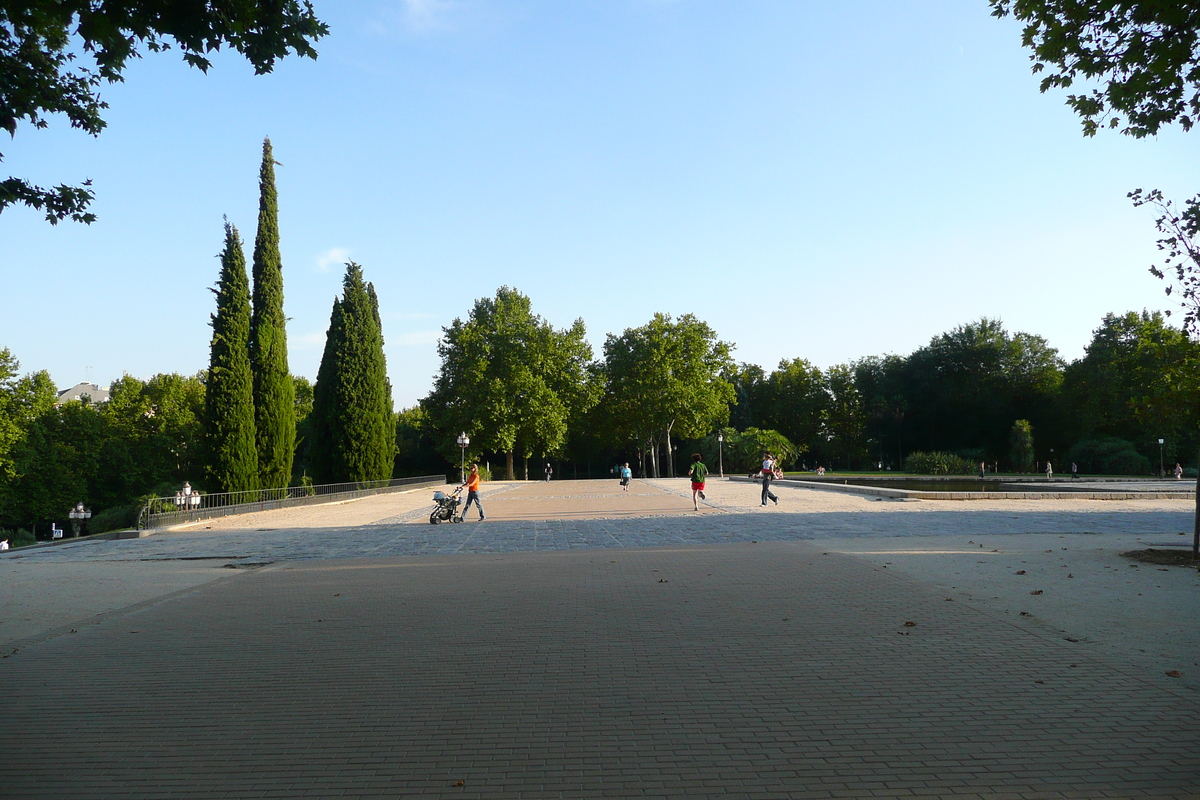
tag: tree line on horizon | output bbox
[400,290,1200,483]
[1,287,1197,543]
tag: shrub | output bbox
[89,504,140,534]
[1067,438,1151,475]
[904,451,976,475]
[1,528,36,548]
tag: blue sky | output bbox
[3,0,1197,408]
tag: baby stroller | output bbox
[429,486,464,524]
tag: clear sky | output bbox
[3,1,1197,408]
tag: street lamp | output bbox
[1158,438,1165,477]
[457,432,470,484]
[68,502,91,538]
[717,432,724,478]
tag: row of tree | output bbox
[203,138,393,495]
[3,286,1196,538]
[402,291,1200,481]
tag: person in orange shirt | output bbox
[460,463,485,521]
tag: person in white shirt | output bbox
[760,452,779,507]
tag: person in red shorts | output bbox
[688,452,708,511]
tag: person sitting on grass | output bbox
[688,452,708,511]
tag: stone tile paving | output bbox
[8,493,1191,567]
[1,541,1197,799]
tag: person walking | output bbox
[1045,460,1053,480]
[688,453,708,510]
[620,462,632,491]
[544,462,553,482]
[460,464,485,521]
[761,451,779,506]
[1071,462,1079,480]
[1175,462,1184,480]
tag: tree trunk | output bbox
[649,437,659,478]
[665,421,674,478]
[1194,445,1199,559]
[506,450,514,481]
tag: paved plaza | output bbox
[1,478,1198,798]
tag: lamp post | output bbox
[1158,438,1165,477]
[457,432,470,484]
[68,502,91,538]
[717,432,724,478]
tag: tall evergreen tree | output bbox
[310,262,394,483]
[203,221,259,493]
[249,137,295,488]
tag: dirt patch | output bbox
[1120,548,1200,567]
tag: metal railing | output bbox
[137,474,448,530]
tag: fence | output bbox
[137,474,448,530]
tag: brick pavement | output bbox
[2,538,1198,798]
[2,480,1198,798]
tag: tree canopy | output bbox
[423,287,597,480]
[309,262,394,484]
[990,0,1200,138]
[0,1,328,223]
[601,313,734,478]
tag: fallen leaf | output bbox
[1020,611,1032,616]
[1030,590,1044,595]
[657,579,668,583]
[1035,680,1045,684]
[1016,570,1027,575]
[1068,574,1073,578]
[944,597,954,601]
[451,779,466,787]
[1064,636,1078,642]
[903,621,916,627]
[1165,670,1183,678]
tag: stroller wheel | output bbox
[429,511,442,525]
[452,514,463,523]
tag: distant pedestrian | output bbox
[761,452,779,506]
[0,538,8,551]
[1175,463,1184,480]
[1071,462,1079,480]
[979,461,986,479]
[544,462,553,482]
[460,464,485,521]
[688,453,708,510]
[1046,461,1053,480]
[620,462,632,491]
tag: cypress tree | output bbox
[204,221,259,493]
[249,137,295,488]
[310,262,394,483]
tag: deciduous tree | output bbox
[0,1,328,223]
[424,287,597,480]
[601,313,734,478]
